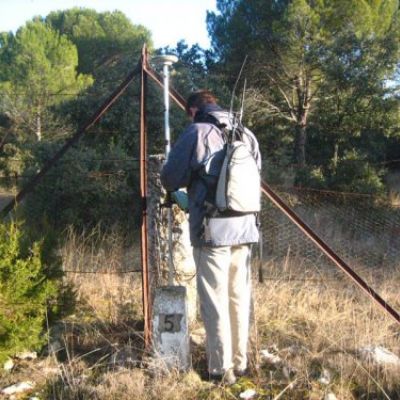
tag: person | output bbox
[160,89,261,384]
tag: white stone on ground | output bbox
[324,393,337,400]
[239,388,257,399]
[318,368,332,385]
[359,346,400,366]
[1,381,34,395]
[3,358,14,371]
[260,349,282,364]
[15,351,37,360]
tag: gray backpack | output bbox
[215,125,261,213]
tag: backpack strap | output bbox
[194,111,226,129]
[194,110,246,145]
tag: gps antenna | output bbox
[239,78,247,124]
[229,55,248,122]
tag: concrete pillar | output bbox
[152,286,190,370]
[147,155,197,370]
[147,155,197,321]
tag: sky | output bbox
[0,0,217,49]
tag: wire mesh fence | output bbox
[0,155,141,233]
[1,156,400,332]
[1,157,400,282]
[259,182,400,294]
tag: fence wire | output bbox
[2,157,400,278]
[260,183,400,288]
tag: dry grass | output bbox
[251,256,400,399]
[59,225,143,325]
[2,228,400,400]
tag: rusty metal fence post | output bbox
[139,47,152,349]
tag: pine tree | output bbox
[0,222,60,363]
[0,20,93,142]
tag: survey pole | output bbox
[152,54,178,285]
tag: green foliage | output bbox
[46,9,152,76]
[329,151,386,194]
[151,41,220,153]
[207,0,400,174]
[161,41,219,93]
[0,19,93,141]
[0,221,61,363]
[1,140,139,232]
[0,9,153,233]
[295,150,386,194]
[0,2,399,231]
[45,9,153,153]
[207,0,325,164]
[294,166,328,190]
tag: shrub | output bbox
[330,154,385,194]
[295,150,386,195]
[294,165,328,189]
[0,221,61,363]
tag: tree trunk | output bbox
[294,122,307,167]
[333,142,339,169]
[36,112,41,141]
[294,73,309,167]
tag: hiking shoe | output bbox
[209,368,237,385]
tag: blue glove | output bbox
[171,190,189,212]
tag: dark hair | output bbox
[185,90,217,115]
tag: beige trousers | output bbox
[193,244,252,375]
